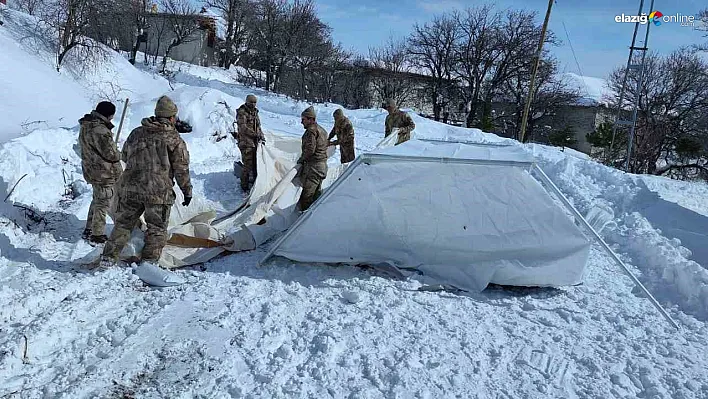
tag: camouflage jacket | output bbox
[78,111,122,185]
[385,110,416,137]
[328,116,355,146]
[298,123,329,165]
[236,104,263,149]
[119,117,192,204]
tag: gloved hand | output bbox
[175,119,193,133]
[258,135,266,144]
[182,196,192,207]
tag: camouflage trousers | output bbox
[85,184,115,235]
[297,162,326,212]
[395,131,411,146]
[102,196,171,262]
[240,146,257,190]
[339,142,355,163]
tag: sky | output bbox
[315,0,707,79]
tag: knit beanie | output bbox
[95,101,116,118]
[155,95,178,118]
[301,106,316,119]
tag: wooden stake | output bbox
[115,98,130,144]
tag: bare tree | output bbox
[453,5,502,128]
[272,0,320,91]
[205,0,252,68]
[245,0,288,90]
[127,0,150,64]
[408,14,460,121]
[10,0,43,15]
[497,57,580,142]
[696,8,708,52]
[453,5,554,129]
[36,0,110,70]
[604,49,708,176]
[311,45,351,103]
[482,9,554,132]
[289,17,334,100]
[368,37,415,107]
[333,56,372,108]
[158,0,200,72]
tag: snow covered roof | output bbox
[198,7,227,40]
[563,73,614,107]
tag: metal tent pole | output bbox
[532,164,680,330]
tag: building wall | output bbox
[543,105,599,153]
[141,16,217,66]
[489,102,604,154]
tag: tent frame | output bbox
[260,151,680,330]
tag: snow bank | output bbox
[639,174,708,217]
[532,144,708,321]
[0,8,170,143]
[0,9,92,141]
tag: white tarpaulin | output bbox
[78,129,348,268]
[263,140,592,292]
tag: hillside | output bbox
[2,7,708,398]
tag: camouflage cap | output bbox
[246,94,257,104]
[301,106,316,119]
[155,95,178,118]
[333,108,343,118]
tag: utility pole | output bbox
[609,0,655,172]
[519,0,554,143]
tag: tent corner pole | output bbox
[259,157,364,267]
[532,164,680,331]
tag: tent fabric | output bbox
[266,139,591,292]
[77,130,347,268]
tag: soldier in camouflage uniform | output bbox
[328,108,355,163]
[235,94,264,192]
[101,95,192,266]
[296,106,328,212]
[382,98,416,145]
[78,101,122,244]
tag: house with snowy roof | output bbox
[129,8,221,67]
[486,73,617,154]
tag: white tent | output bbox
[261,139,593,292]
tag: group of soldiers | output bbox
[78,94,415,268]
[234,96,415,209]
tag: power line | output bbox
[561,20,590,97]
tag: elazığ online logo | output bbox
[615,10,695,26]
[649,11,663,25]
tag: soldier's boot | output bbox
[86,255,118,271]
[89,234,108,244]
[99,256,117,268]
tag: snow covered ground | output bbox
[2,7,708,398]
